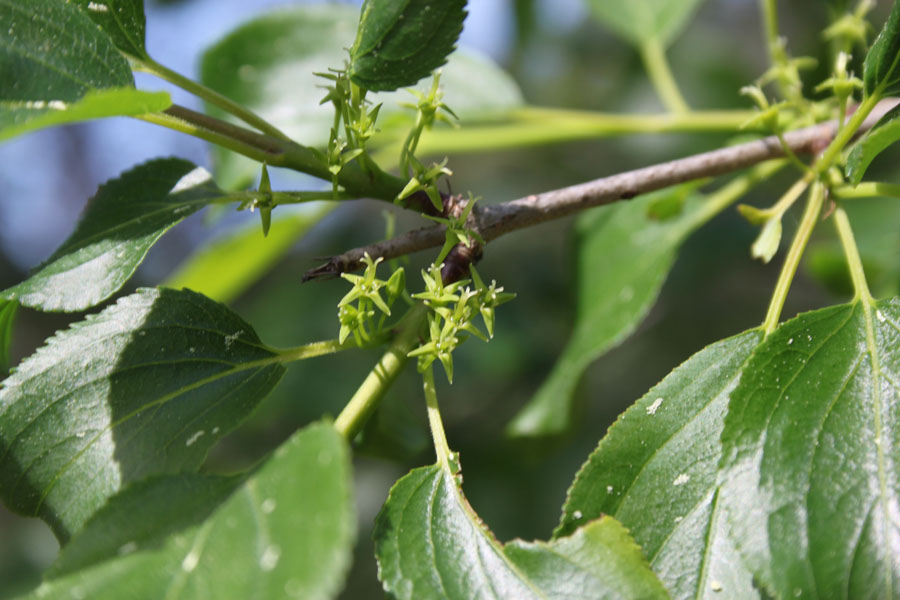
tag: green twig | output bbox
[833,182,900,200]
[333,303,428,440]
[833,206,874,303]
[761,181,825,335]
[422,363,452,467]
[639,38,690,114]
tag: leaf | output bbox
[846,104,900,184]
[1,158,223,312]
[0,300,16,375]
[586,0,707,46]
[200,5,521,188]
[375,461,669,599]
[557,331,764,599]
[72,0,149,60]
[507,185,710,438]
[719,299,900,598]
[349,0,468,92]
[0,287,286,541]
[0,87,170,143]
[26,422,354,600]
[0,0,136,142]
[164,206,333,304]
[864,0,900,97]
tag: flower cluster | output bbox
[337,254,405,346]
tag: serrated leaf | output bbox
[0,0,136,141]
[200,5,520,188]
[719,299,900,598]
[0,88,170,142]
[558,331,763,599]
[864,0,900,97]
[0,287,285,541]
[1,158,223,312]
[507,185,709,438]
[349,0,468,92]
[375,461,668,599]
[27,422,354,600]
[165,206,333,304]
[846,104,900,184]
[586,0,707,46]
[72,0,149,60]
[0,300,16,376]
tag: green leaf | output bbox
[375,461,669,599]
[846,104,900,184]
[0,0,135,142]
[719,299,900,598]
[1,158,222,312]
[586,0,707,46]
[0,300,16,376]
[164,206,333,304]
[0,287,285,541]
[26,422,354,600]
[864,0,900,97]
[71,0,149,60]
[557,331,763,599]
[0,86,170,143]
[507,185,709,437]
[200,5,520,188]
[349,0,468,91]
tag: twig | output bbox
[304,99,897,281]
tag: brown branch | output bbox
[303,99,898,281]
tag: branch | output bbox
[304,99,898,280]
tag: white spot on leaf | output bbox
[646,397,664,415]
[261,498,277,514]
[572,510,583,519]
[673,473,690,486]
[181,551,200,572]
[87,2,109,11]
[185,430,205,447]
[259,545,281,571]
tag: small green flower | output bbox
[336,253,406,346]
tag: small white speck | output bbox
[711,580,723,592]
[75,431,86,439]
[188,347,195,353]
[673,473,690,486]
[646,398,664,415]
[118,541,138,555]
[787,338,793,345]
[181,551,200,572]
[877,310,886,323]
[606,485,614,494]
[87,2,109,11]
[572,510,583,519]
[47,100,67,110]
[261,498,277,514]
[674,516,683,523]
[212,427,220,435]
[259,545,281,571]
[224,332,241,348]
[185,430,205,447]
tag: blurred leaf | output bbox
[507,185,708,437]
[846,104,900,184]
[348,0,468,92]
[557,331,763,598]
[0,0,136,142]
[719,299,900,597]
[0,300,15,375]
[1,158,222,312]
[375,461,668,599]
[806,197,900,298]
[864,0,900,97]
[586,0,707,46]
[28,422,354,600]
[200,4,521,188]
[0,288,285,541]
[0,89,170,142]
[165,205,333,304]
[72,0,149,59]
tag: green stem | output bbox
[761,181,826,335]
[423,363,452,467]
[833,182,900,200]
[639,38,690,114]
[814,93,881,174]
[833,206,874,303]
[333,303,428,440]
[689,159,788,227]
[133,57,291,141]
[226,190,353,206]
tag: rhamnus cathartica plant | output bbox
[3,0,900,597]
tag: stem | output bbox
[689,159,788,227]
[639,38,690,114]
[133,57,291,141]
[333,304,428,440]
[227,190,353,206]
[833,182,900,200]
[275,338,370,362]
[761,181,826,335]
[814,93,881,174]
[768,173,813,219]
[834,207,874,303]
[423,363,452,467]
